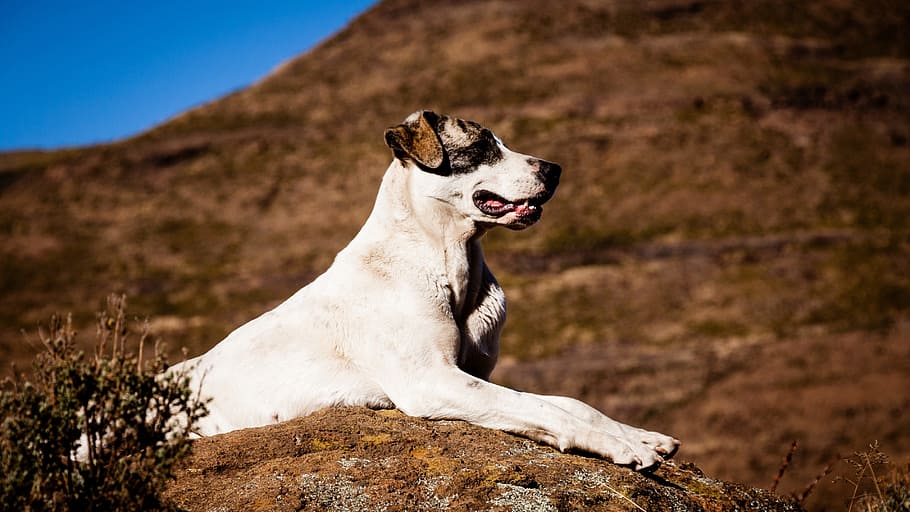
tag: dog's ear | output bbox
[384,110,444,169]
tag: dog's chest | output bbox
[441,242,480,321]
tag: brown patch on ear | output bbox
[384,111,444,169]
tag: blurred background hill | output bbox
[1,0,908,509]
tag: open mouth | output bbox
[472,190,551,223]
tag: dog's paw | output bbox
[599,435,652,469]
[583,432,668,471]
[638,430,680,459]
[605,428,680,471]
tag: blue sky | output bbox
[0,1,376,151]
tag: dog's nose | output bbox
[536,160,561,188]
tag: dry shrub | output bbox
[0,295,208,511]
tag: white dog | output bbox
[171,110,679,470]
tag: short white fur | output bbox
[169,111,679,471]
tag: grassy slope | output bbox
[1,0,908,508]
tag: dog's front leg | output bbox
[533,394,679,459]
[379,365,666,470]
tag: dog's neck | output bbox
[360,161,486,317]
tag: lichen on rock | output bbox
[165,407,803,511]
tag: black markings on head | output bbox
[387,111,506,176]
[438,119,504,175]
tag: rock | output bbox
[165,407,803,511]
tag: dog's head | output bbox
[385,110,561,230]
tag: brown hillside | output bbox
[2,0,909,509]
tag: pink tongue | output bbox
[513,203,535,215]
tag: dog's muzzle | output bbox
[472,159,561,227]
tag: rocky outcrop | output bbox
[165,407,802,511]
